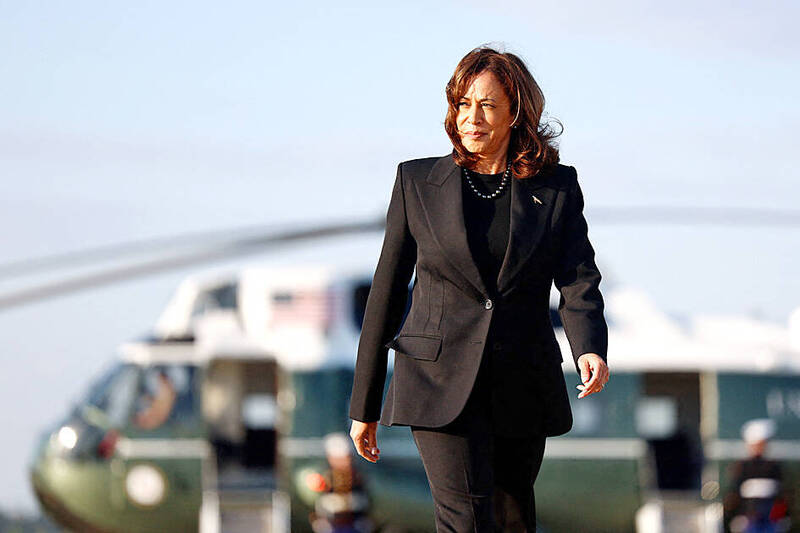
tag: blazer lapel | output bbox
[417,153,553,300]
[495,170,551,295]
[417,154,487,301]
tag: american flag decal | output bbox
[268,288,337,329]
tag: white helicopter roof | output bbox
[118,337,199,365]
[595,286,800,374]
[143,257,800,375]
[152,268,240,340]
[119,315,279,366]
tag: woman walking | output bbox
[349,45,610,532]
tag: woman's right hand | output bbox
[349,420,380,463]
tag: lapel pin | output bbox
[531,194,543,205]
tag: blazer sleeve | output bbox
[349,163,417,422]
[553,166,609,372]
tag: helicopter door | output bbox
[201,358,290,532]
[638,372,704,492]
[202,359,280,485]
[634,372,711,532]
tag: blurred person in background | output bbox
[309,432,372,533]
[724,419,791,533]
[349,44,609,531]
[133,368,177,430]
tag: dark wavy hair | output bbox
[444,45,563,179]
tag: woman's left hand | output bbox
[575,353,609,399]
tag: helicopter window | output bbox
[84,363,141,427]
[132,365,196,431]
[636,396,678,439]
[571,401,602,435]
[191,282,238,317]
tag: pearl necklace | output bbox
[462,162,512,199]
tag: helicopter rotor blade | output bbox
[0,223,317,280]
[2,206,798,280]
[0,217,384,312]
[1,206,798,312]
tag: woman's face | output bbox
[456,71,515,161]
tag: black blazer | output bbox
[348,153,608,437]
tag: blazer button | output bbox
[484,299,493,310]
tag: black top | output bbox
[457,166,514,436]
[460,167,511,297]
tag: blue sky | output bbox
[1,0,798,512]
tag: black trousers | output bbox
[410,338,548,532]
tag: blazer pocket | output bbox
[384,334,442,361]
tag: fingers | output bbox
[579,356,591,384]
[349,421,380,463]
[577,373,601,398]
[576,357,610,399]
[367,424,379,457]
